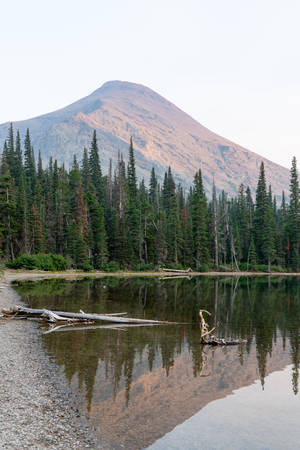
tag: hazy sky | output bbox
[1,0,300,169]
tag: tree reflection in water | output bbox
[14,276,300,404]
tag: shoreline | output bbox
[0,275,101,448]
[3,269,300,283]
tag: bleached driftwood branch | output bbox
[2,306,180,325]
[199,309,246,346]
[162,268,193,273]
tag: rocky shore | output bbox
[0,277,101,449]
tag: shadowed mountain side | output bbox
[0,81,290,196]
[86,339,291,449]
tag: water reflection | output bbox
[14,276,300,448]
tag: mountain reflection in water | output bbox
[14,276,300,449]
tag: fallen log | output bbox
[159,275,192,280]
[162,268,192,273]
[41,309,94,324]
[3,306,180,325]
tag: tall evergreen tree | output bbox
[87,192,107,268]
[89,130,104,205]
[191,169,209,268]
[288,157,300,270]
[254,162,268,263]
[126,138,140,265]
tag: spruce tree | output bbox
[89,130,104,205]
[254,162,268,263]
[0,156,17,258]
[288,157,300,270]
[191,169,209,269]
[67,156,89,268]
[162,167,181,265]
[87,192,107,268]
[126,138,140,265]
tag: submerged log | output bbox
[3,306,179,325]
[202,338,247,346]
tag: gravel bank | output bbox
[0,279,101,449]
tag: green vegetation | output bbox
[1,125,299,272]
[6,253,67,271]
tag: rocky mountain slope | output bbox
[0,81,290,196]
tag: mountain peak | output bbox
[92,80,164,103]
[0,82,290,197]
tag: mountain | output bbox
[0,80,290,196]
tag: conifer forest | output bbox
[0,125,299,272]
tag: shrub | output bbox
[79,263,93,272]
[198,264,209,272]
[6,253,68,271]
[102,261,120,272]
[7,254,37,270]
[34,254,55,271]
[133,263,156,272]
[49,254,68,271]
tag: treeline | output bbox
[0,124,299,271]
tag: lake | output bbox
[13,276,300,449]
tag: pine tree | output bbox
[6,123,17,179]
[87,192,107,268]
[237,184,250,262]
[263,185,275,270]
[15,130,23,185]
[16,171,29,254]
[288,157,300,270]
[126,138,140,265]
[162,167,181,265]
[212,181,219,269]
[149,167,158,206]
[191,169,209,268]
[67,156,89,268]
[89,131,104,205]
[254,162,268,263]
[81,147,90,193]
[0,156,17,258]
[248,236,257,267]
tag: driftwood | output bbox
[162,268,193,273]
[199,309,246,346]
[2,306,180,325]
[2,305,246,345]
[44,322,164,334]
[159,275,192,280]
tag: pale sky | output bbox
[1,0,300,169]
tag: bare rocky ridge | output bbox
[0,80,290,196]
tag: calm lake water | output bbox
[13,276,300,449]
